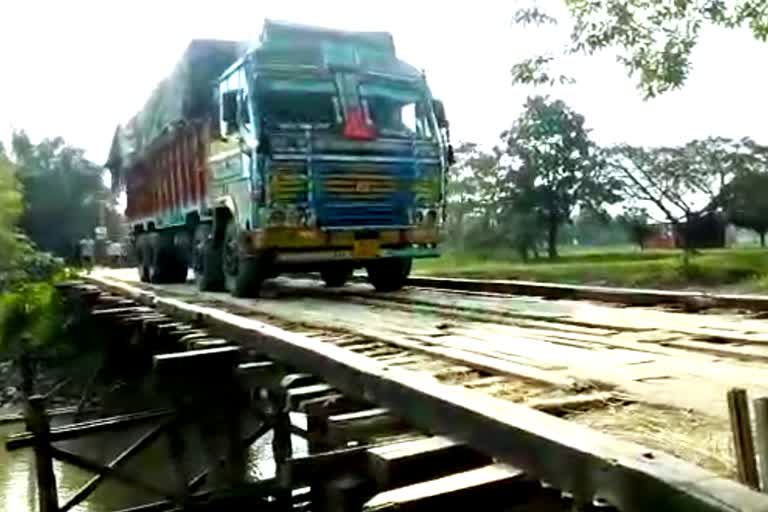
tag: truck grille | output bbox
[270,165,309,204]
[313,162,412,227]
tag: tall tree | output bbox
[445,142,509,249]
[512,1,768,97]
[721,171,768,247]
[0,143,24,267]
[11,132,110,258]
[502,96,620,258]
[608,138,757,250]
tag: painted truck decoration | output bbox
[107,20,453,297]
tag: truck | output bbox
[107,20,453,297]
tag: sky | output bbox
[1,0,767,164]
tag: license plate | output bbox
[352,240,380,259]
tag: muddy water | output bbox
[1,415,306,511]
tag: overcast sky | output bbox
[2,0,767,163]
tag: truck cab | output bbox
[201,21,453,296]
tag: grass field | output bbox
[413,246,768,291]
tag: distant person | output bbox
[107,241,122,267]
[80,238,95,271]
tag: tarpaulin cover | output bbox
[107,39,243,188]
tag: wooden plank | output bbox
[367,436,491,489]
[728,388,760,489]
[85,275,768,512]
[287,384,336,410]
[363,464,525,511]
[525,392,620,415]
[349,326,579,389]
[327,408,410,445]
[753,397,768,492]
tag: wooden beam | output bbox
[366,436,491,489]
[363,464,525,511]
[84,276,768,512]
[287,384,337,410]
[327,409,410,445]
[6,409,172,450]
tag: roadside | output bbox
[414,247,768,293]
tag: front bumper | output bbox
[274,245,439,264]
[244,227,438,250]
[241,226,440,264]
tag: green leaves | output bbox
[0,281,65,355]
[720,171,768,244]
[0,149,23,266]
[12,131,110,258]
[513,0,768,98]
[502,96,620,257]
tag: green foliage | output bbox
[12,131,113,259]
[416,247,768,289]
[607,138,757,249]
[501,96,621,258]
[513,1,768,97]
[617,207,656,250]
[720,171,768,246]
[0,280,67,356]
[0,145,24,267]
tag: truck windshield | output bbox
[359,81,435,140]
[258,78,339,129]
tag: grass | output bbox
[414,246,768,291]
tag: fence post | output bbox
[753,397,768,492]
[26,395,60,512]
[271,384,293,512]
[728,388,760,489]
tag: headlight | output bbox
[414,210,424,224]
[425,209,438,226]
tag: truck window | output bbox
[359,82,435,140]
[258,79,338,129]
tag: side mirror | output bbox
[447,144,456,166]
[432,99,449,129]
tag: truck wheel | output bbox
[222,218,263,297]
[169,231,191,284]
[136,234,150,283]
[366,257,412,292]
[147,233,168,283]
[193,225,224,292]
[320,266,354,288]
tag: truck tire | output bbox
[222,218,263,297]
[320,266,354,288]
[147,233,167,283]
[135,234,150,283]
[168,231,191,284]
[193,225,224,292]
[147,232,179,284]
[366,257,412,292]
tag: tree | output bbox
[512,1,768,97]
[445,142,513,250]
[617,207,655,250]
[11,132,111,259]
[501,96,620,258]
[0,143,24,268]
[721,171,768,246]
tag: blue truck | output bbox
[107,20,453,296]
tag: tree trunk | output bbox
[547,221,559,259]
[761,231,766,248]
